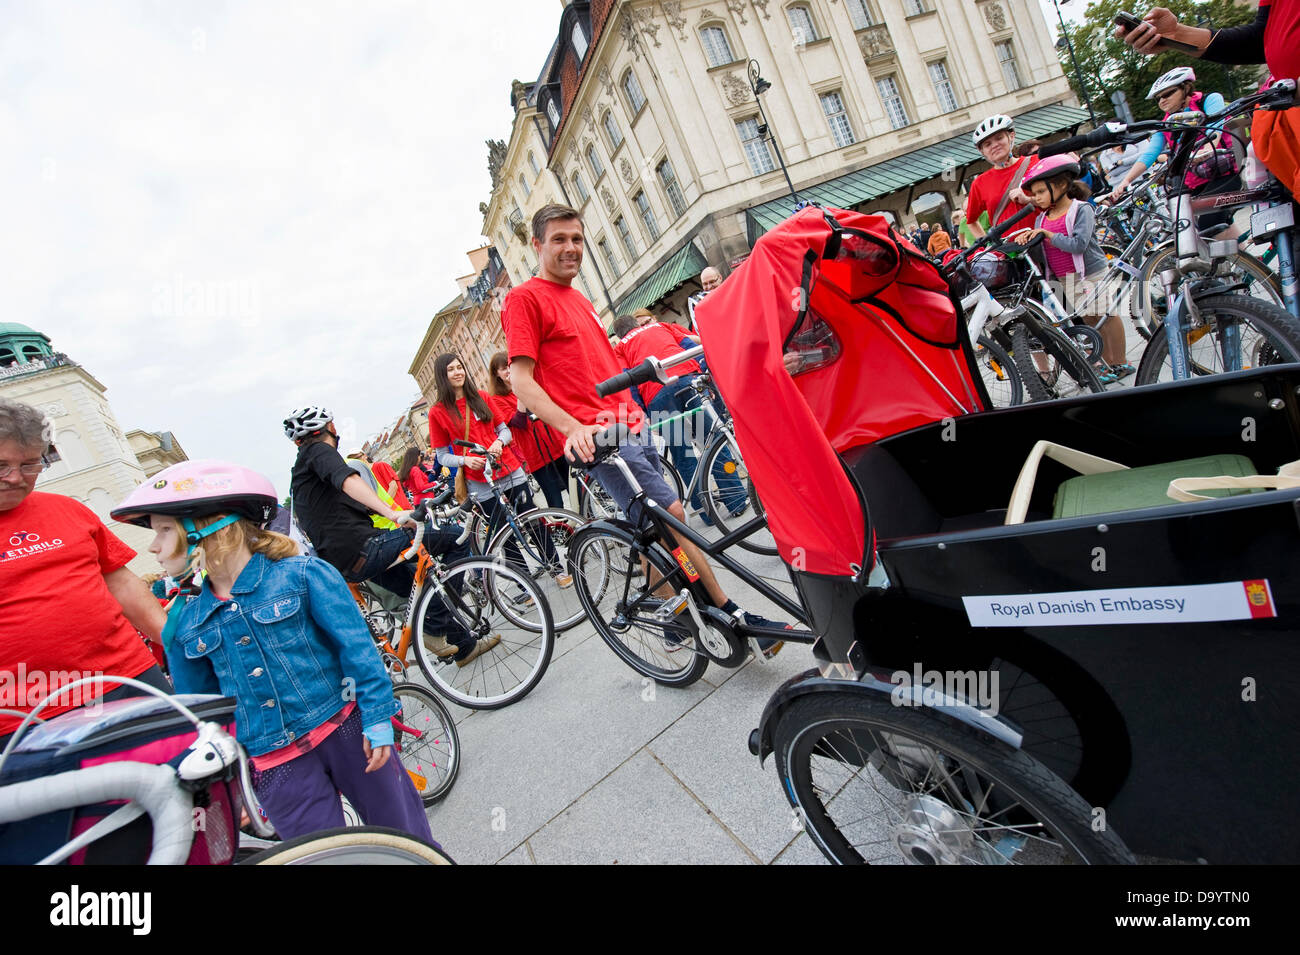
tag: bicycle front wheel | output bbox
[242,826,455,865]
[974,334,1023,407]
[1138,245,1281,341]
[1010,309,1105,401]
[486,507,598,632]
[391,682,460,805]
[413,558,554,709]
[772,693,1135,865]
[698,432,778,556]
[1135,293,1300,385]
[567,523,710,687]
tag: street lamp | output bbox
[1050,0,1097,125]
[747,59,798,199]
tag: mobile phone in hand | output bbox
[1114,10,1200,54]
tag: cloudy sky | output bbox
[3,0,560,497]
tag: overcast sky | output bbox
[2,0,560,498]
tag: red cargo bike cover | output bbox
[695,206,986,577]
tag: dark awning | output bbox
[745,103,1091,241]
[614,240,707,315]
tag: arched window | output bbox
[572,170,590,204]
[699,25,734,68]
[519,173,531,198]
[602,111,623,150]
[586,143,605,180]
[528,152,540,176]
[571,21,589,60]
[546,98,561,129]
[846,0,876,30]
[786,4,818,45]
[622,70,646,113]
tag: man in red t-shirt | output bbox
[0,398,169,743]
[503,205,787,653]
[965,114,1034,239]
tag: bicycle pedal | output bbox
[651,593,689,622]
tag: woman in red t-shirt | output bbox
[399,447,444,506]
[487,350,569,508]
[427,354,542,565]
[370,458,412,509]
[965,114,1034,239]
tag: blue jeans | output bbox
[647,375,745,515]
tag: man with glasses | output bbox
[0,397,169,747]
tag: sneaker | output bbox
[554,572,574,589]
[738,611,791,660]
[422,633,459,658]
[455,633,502,667]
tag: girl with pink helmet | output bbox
[1014,154,1133,383]
[112,460,436,845]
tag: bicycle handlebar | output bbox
[595,344,705,398]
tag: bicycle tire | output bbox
[575,476,615,521]
[567,523,710,687]
[974,334,1023,407]
[698,432,779,556]
[486,507,600,632]
[771,693,1135,865]
[1138,245,1282,342]
[242,826,455,865]
[1010,311,1105,402]
[463,508,491,556]
[412,558,554,709]
[390,682,460,805]
[1135,293,1300,385]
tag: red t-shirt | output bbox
[369,460,411,509]
[501,277,644,432]
[965,156,1033,231]
[488,393,565,472]
[427,393,521,483]
[613,322,701,407]
[403,466,443,505]
[0,492,158,736]
[1263,1,1300,81]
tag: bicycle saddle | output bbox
[567,424,632,470]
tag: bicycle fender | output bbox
[748,667,1023,766]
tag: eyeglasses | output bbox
[0,462,46,478]
[1157,89,1180,101]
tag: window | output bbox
[787,5,818,45]
[700,25,734,68]
[586,143,605,180]
[598,238,622,277]
[519,173,530,198]
[820,91,856,147]
[736,117,775,175]
[615,216,638,262]
[995,41,1024,91]
[528,152,540,176]
[498,231,511,252]
[903,0,929,15]
[572,22,589,60]
[602,111,623,150]
[876,75,910,129]
[572,170,590,204]
[546,98,561,129]
[928,60,960,113]
[657,159,687,218]
[622,70,646,113]
[634,191,660,241]
[846,0,875,30]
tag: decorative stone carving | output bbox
[725,0,748,26]
[661,1,687,39]
[598,66,614,97]
[984,2,1007,32]
[721,71,751,106]
[620,157,635,184]
[38,401,68,418]
[581,105,594,129]
[486,139,508,191]
[751,0,771,20]
[478,201,489,218]
[698,8,716,23]
[600,186,616,213]
[634,8,662,47]
[857,23,892,60]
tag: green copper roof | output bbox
[614,241,708,316]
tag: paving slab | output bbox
[772,832,831,866]
[525,749,754,865]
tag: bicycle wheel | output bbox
[486,507,599,632]
[698,432,779,557]
[413,558,554,709]
[463,507,491,556]
[772,693,1135,865]
[567,523,710,687]
[391,682,460,805]
[974,334,1023,407]
[576,475,618,521]
[657,453,687,508]
[1138,245,1282,341]
[1010,313,1105,402]
[242,826,455,865]
[1135,293,1300,385]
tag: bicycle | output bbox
[564,350,816,688]
[0,679,455,864]
[349,499,555,710]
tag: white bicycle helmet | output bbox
[283,405,334,441]
[973,114,1014,147]
[1148,66,1196,100]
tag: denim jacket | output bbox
[167,552,398,757]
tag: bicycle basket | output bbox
[969,250,1023,290]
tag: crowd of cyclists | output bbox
[3,3,1300,861]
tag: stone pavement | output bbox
[412,517,831,865]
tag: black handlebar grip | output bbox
[1039,123,1126,158]
[411,501,431,521]
[453,439,478,450]
[985,203,1037,242]
[596,357,658,398]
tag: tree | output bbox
[1057,1,1264,124]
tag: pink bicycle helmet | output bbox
[1023,153,1081,188]
[112,459,278,528]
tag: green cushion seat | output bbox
[1053,454,1258,519]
